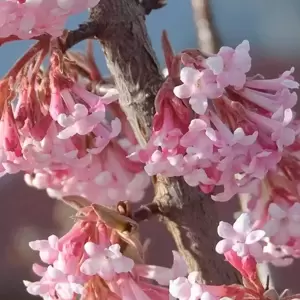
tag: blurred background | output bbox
[1,0,300,298]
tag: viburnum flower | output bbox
[0,0,100,39]
[173,67,222,114]
[137,77,191,177]
[80,243,135,280]
[205,40,251,90]
[263,202,300,245]
[216,213,266,260]
[25,206,187,300]
[0,49,150,205]
[138,39,300,203]
[169,272,215,300]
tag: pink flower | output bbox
[216,213,265,259]
[139,77,190,176]
[80,243,134,280]
[263,202,300,245]
[205,40,251,89]
[0,0,100,39]
[245,67,299,92]
[169,272,204,300]
[29,235,59,264]
[52,83,120,141]
[24,265,84,300]
[245,107,296,151]
[174,67,222,114]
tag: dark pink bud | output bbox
[3,104,22,157]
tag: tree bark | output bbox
[89,0,240,285]
[190,0,219,53]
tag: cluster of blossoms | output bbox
[136,40,300,266]
[24,206,176,299]
[27,203,286,300]
[1,2,300,296]
[0,48,149,205]
[0,0,100,39]
[140,40,299,201]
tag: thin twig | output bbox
[190,0,219,53]
[60,22,99,53]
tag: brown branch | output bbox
[190,0,219,53]
[59,22,100,52]
[86,0,240,285]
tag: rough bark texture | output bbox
[190,0,219,53]
[89,0,240,285]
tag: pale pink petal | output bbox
[189,95,208,115]
[233,213,252,234]
[55,283,74,300]
[263,219,281,237]
[245,230,265,244]
[29,240,49,251]
[84,242,102,257]
[174,84,193,99]
[217,222,236,239]
[72,104,88,119]
[288,203,300,222]
[180,67,202,84]
[110,118,122,137]
[170,251,189,280]
[232,243,247,257]
[190,282,203,299]
[248,243,264,258]
[206,56,224,75]
[215,239,233,254]
[80,258,102,276]
[268,203,287,220]
[169,277,191,299]
[287,221,300,237]
[201,291,217,300]
[57,124,78,139]
[48,235,58,249]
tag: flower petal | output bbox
[245,230,265,244]
[233,213,252,234]
[217,221,236,239]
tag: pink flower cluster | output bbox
[216,198,300,266]
[137,40,300,266]
[26,208,274,300]
[169,250,273,300]
[0,53,149,205]
[0,0,100,39]
[24,209,187,300]
[139,40,299,202]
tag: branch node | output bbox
[59,22,100,53]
